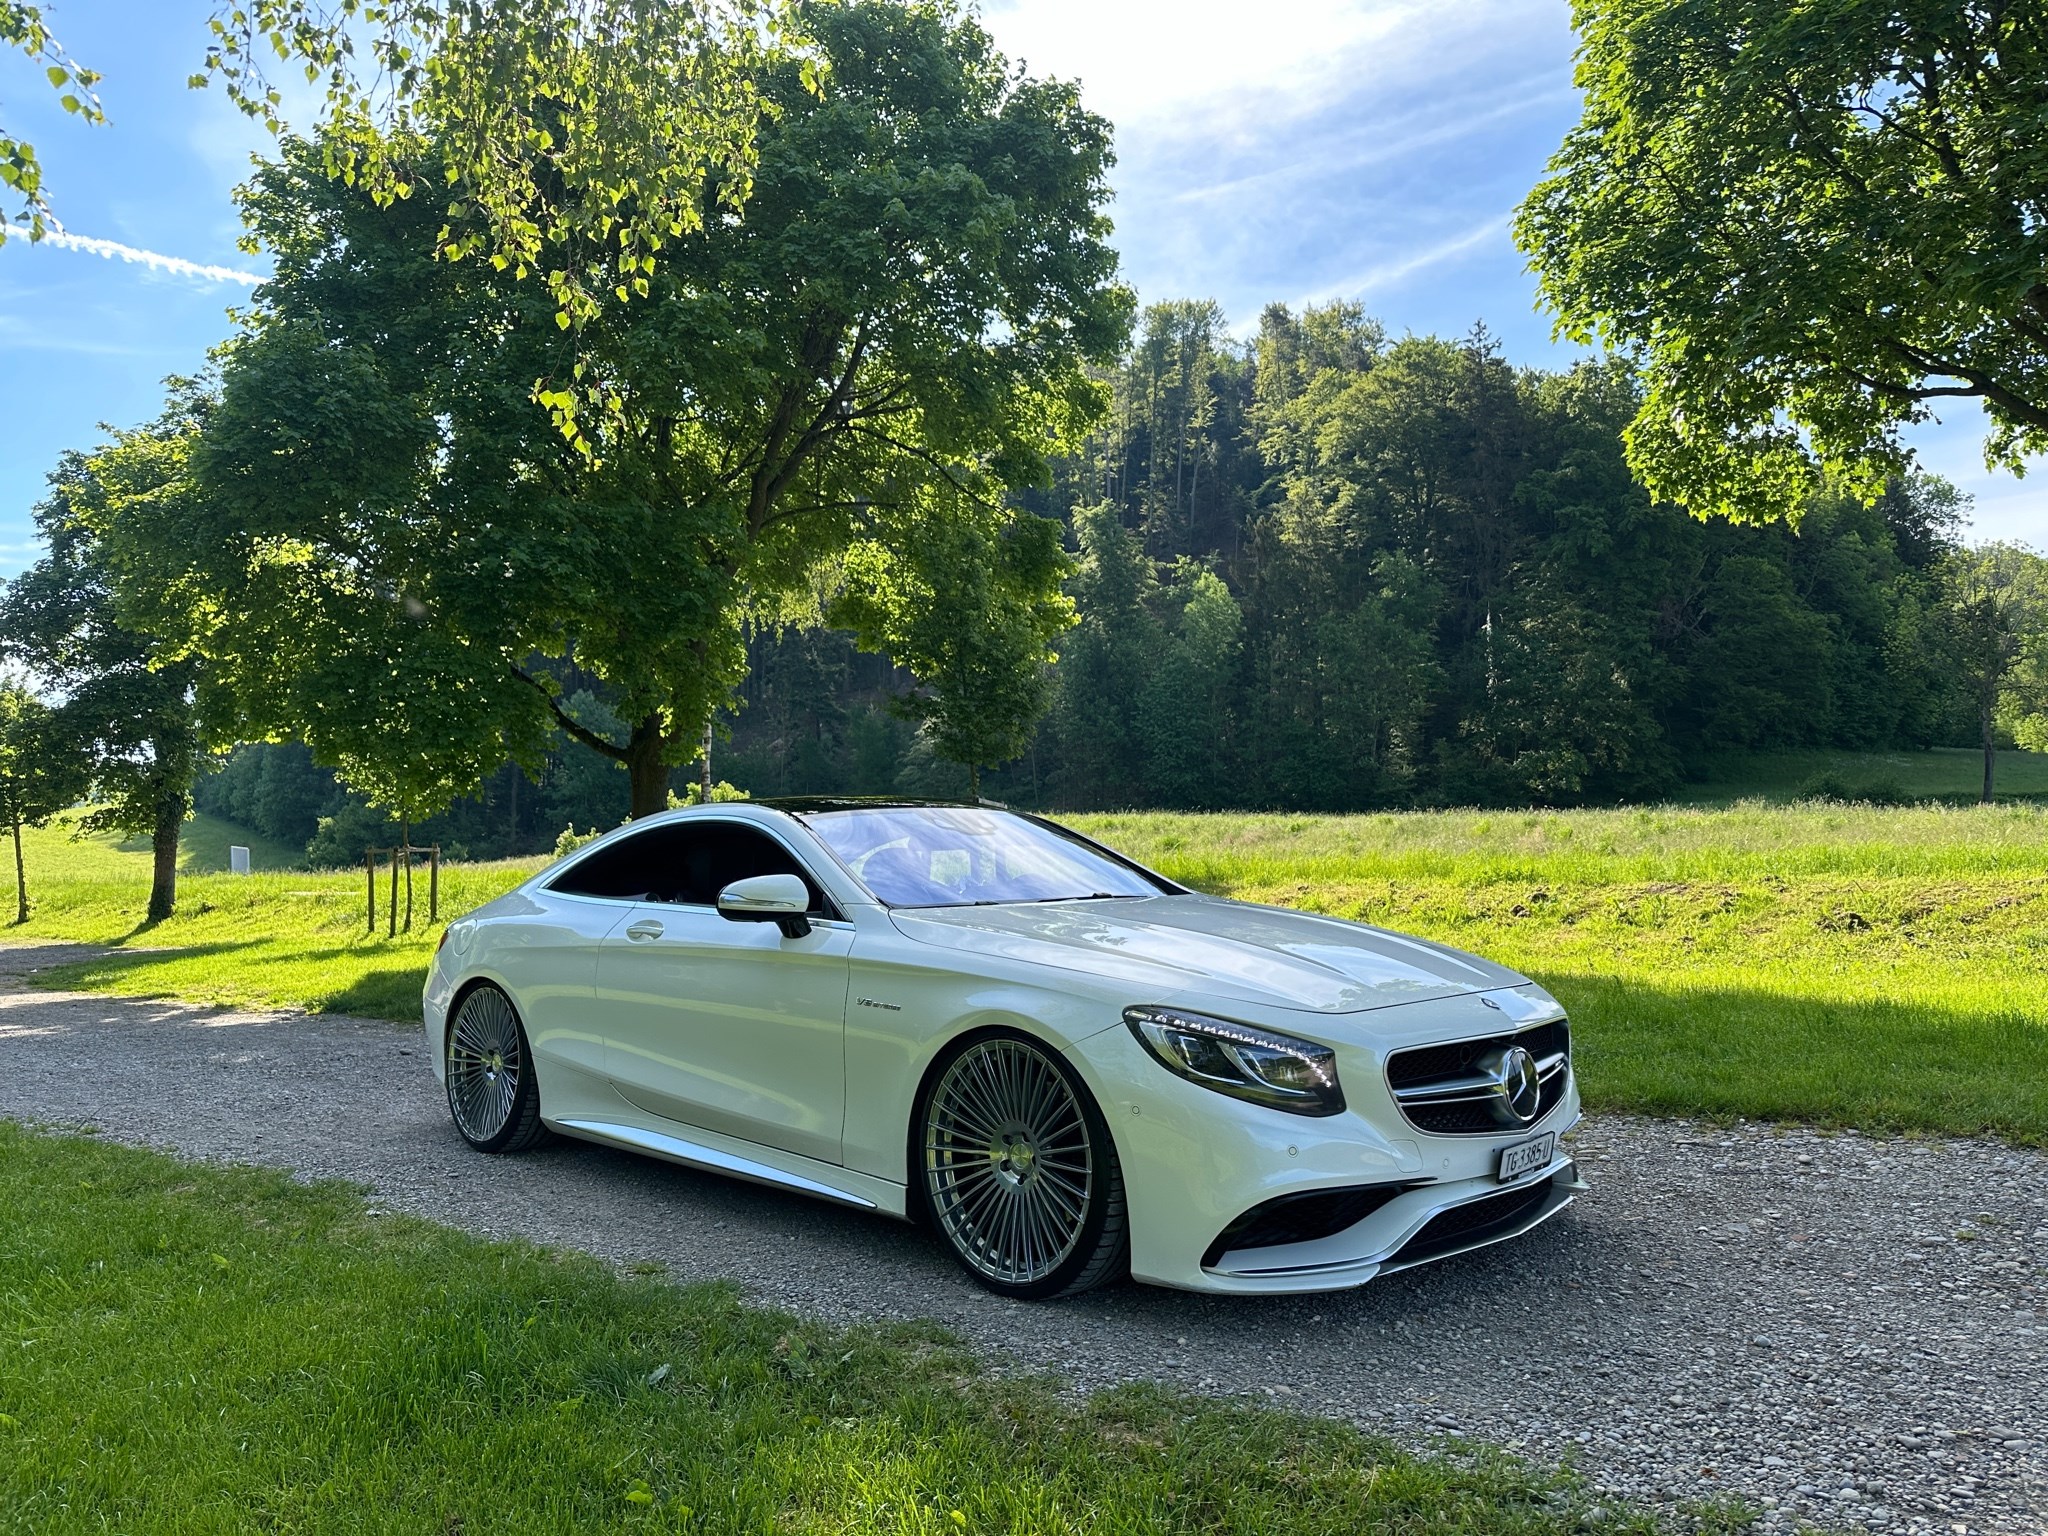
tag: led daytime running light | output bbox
[1123,1005,1345,1117]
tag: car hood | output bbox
[885,894,1524,1015]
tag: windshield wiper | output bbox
[1030,892,1143,903]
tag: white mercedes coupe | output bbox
[424,799,1583,1298]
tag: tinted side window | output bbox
[548,826,677,901]
[550,823,830,913]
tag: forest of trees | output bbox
[182,298,2044,865]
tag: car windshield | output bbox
[800,806,1165,908]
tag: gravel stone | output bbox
[3,942,2043,1534]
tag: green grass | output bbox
[1678,743,2048,804]
[0,1124,1710,1536]
[1076,802,2048,1143]
[12,800,2048,1143]
[116,810,310,873]
[15,813,530,1018]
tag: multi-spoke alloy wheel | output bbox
[920,1033,1127,1298]
[445,985,546,1153]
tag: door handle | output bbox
[625,919,664,942]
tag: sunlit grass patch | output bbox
[17,813,536,1014]
[0,1124,1720,1536]
[1075,806,2048,1144]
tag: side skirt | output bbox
[550,1115,908,1218]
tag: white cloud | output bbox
[31,230,263,287]
[981,0,1555,132]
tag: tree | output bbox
[200,0,803,338]
[12,0,801,332]
[1046,505,1159,806]
[831,501,1074,799]
[2,4,102,242]
[1942,543,2048,801]
[1136,562,1241,807]
[1456,600,1677,805]
[0,684,86,923]
[177,1,1126,820]
[1517,1,2048,523]
[0,418,204,922]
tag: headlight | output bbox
[1123,1006,1344,1117]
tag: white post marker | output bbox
[229,845,251,875]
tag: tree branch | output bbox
[748,315,875,531]
[1881,338,2048,431]
[511,664,628,760]
[843,422,1005,511]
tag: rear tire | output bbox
[444,984,547,1153]
[915,1030,1128,1300]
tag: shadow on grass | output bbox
[1549,970,2048,1145]
[23,935,436,1023]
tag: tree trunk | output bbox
[11,816,25,926]
[968,762,981,801]
[1982,703,1998,804]
[699,719,714,804]
[146,790,184,923]
[626,713,671,819]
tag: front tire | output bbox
[916,1031,1128,1300]
[444,984,547,1153]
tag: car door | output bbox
[593,819,851,1164]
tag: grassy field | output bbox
[13,798,2048,1142]
[112,810,309,873]
[1082,802,2048,1142]
[1678,744,2048,804]
[0,1124,1704,1536]
[13,813,521,1018]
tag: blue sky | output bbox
[0,0,2039,574]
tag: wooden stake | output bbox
[429,844,441,924]
[366,849,376,934]
[388,846,399,939]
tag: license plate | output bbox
[1497,1132,1555,1183]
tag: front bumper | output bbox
[1062,993,1584,1294]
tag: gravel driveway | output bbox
[2,943,2042,1535]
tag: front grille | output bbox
[1388,1179,1555,1267]
[1202,1182,1413,1268]
[1385,1017,1570,1136]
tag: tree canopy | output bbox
[1517,0,2048,523]
[143,0,1126,820]
[200,0,807,332]
[829,494,1074,797]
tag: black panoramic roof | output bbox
[758,796,992,815]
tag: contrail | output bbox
[1334,213,1514,297]
[34,230,264,286]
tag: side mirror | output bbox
[716,873,813,938]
